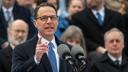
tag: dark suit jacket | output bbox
[89,53,128,72]
[0,3,36,47]
[71,8,126,52]
[0,46,12,72]
[11,35,73,72]
[122,13,128,56]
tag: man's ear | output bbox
[7,27,11,36]
[33,20,37,27]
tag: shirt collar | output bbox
[2,6,13,12]
[38,33,56,49]
[10,43,15,50]
[108,53,122,64]
[92,6,105,17]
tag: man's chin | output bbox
[13,41,25,45]
[45,32,55,36]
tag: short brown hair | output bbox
[34,2,57,19]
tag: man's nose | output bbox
[113,41,118,45]
[46,17,52,23]
[18,32,23,37]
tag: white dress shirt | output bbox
[2,6,14,22]
[108,53,122,64]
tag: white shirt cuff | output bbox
[34,55,40,64]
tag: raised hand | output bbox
[35,37,48,62]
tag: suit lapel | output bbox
[4,46,13,65]
[121,53,128,66]
[59,58,69,72]
[59,59,63,72]
[103,8,111,27]
[41,53,52,72]
[55,36,62,46]
[0,9,8,28]
[26,35,38,57]
[13,4,18,20]
[86,9,102,27]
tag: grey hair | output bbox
[7,19,28,30]
[104,27,124,42]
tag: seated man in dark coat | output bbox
[89,28,128,72]
[0,19,29,72]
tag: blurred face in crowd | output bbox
[47,0,58,8]
[47,0,57,4]
[124,0,128,11]
[105,31,124,57]
[3,0,15,8]
[34,5,58,40]
[68,0,84,16]
[17,0,34,7]
[86,0,104,10]
[8,20,28,46]
[66,38,81,46]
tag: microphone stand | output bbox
[77,60,87,72]
[65,58,78,72]
[70,61,78,72]
[78,64,86,72]
[64,55,78,72]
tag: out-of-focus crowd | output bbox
[0,0,128,72]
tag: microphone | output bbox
[57,44,78,72]
[57,44,74,65]
[71,45,87,72]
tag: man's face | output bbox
[17,0,34,7]
[105,31,124,56]
[68,0,84,16]
[3,0,15,8]
[87,0,103,9]
[35,6,58,38]
[8,21,28,46]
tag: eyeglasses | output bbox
[36,15,57,22]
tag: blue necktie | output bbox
[97,12,103,25]
[48,42,57,72]
[6,10,11,23]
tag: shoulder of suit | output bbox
[105,7,122,16]
[92,53,109,64]
[0,47,12,55]
[99,54,110,63]
[73,9,87,17]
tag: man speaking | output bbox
[11,3,72,72]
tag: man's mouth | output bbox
[45,27,54,29]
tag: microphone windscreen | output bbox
[71,45,85,58]
[57,44,70,58]
[0,0,1,9]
